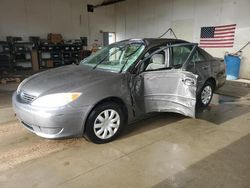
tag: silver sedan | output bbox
[12,38,226,143]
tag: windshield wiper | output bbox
[93,46,127,70]
[119,44,143,73]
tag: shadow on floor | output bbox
[120,113,184,139]
[196,95,250,125]
[152,134,250,188]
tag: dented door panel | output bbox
[142,70,197,118]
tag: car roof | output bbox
[144,38,189,46]
[125,38,190,48]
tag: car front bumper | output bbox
[12,92,90,139]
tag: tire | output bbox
[197,81,214,107]
[84,102,125,144]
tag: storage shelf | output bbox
[0,38,89,70]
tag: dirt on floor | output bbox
[0,121,84,172]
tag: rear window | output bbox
[172,46,192,68]
[198,47,214,60]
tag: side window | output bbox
[190,49,206,64]
[172,46,192,68]
[143,48,169,71]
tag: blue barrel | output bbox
[224,55,241,80]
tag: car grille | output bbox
[20,91,36,103]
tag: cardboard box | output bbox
[46,60,54,68]
[47,33,63,43]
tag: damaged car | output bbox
[12,38,226,143]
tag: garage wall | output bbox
[115,0,250,79]
[0,0,115,47]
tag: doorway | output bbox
[103,32,116,46]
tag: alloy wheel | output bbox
[201,85,212,105]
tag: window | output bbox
[81,42,145,73]
[190,49,206,64]
[143,49,169,71]
[172,46,192,68]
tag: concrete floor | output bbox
[0,83,250,187]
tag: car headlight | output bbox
[31,93,82,108]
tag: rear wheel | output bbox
[197,81,214,107]
[85,102,125,144]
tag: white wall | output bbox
[0,0,115,47]
[0,0,249,78]
[115,0,250,79]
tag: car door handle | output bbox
[182,78,195,86]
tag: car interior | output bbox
[144,49,170,71]
[146,53,165,70]
[140,45,203,73]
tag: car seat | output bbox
[146,53,165,70]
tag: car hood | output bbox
[20,65,120,96]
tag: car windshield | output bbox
[80,42,145,73]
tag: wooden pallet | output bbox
[0,77,21,84]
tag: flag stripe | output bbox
[214,31,235,35]
[200,39,234,42]
[212,35,235,38]
[200,42,234,45]
[200,46,233,48]
[215,27,236,32]
[214,24,236,28]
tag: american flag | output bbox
[199,24,236,48]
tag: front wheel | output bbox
[84,102,125,144]
[197,81,214,107]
